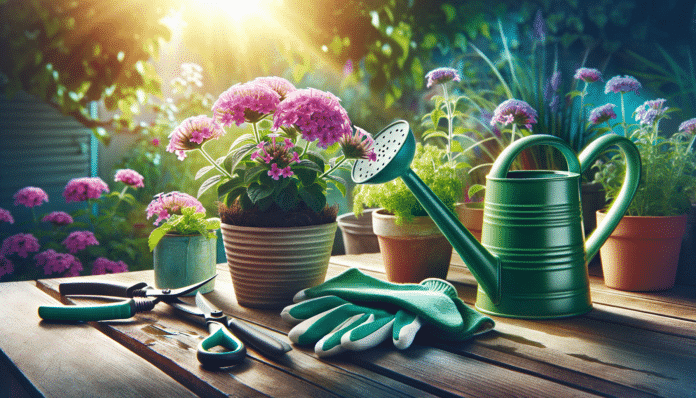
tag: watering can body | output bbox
[352,121,641,319]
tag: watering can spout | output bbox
[400,170,502,304]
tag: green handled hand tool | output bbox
[37,275,216,322]
[194,292,247,368]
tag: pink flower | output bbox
[0,208,14,224]
[1,233,40,258]
[268,163,284,180]
[425,67,461,88]
[212,82,280,127]
[604,75,641,95]
[63,177,109,203]
[253,76,296,100]
[42,211,74,226]
[635,99,668,126]
[339,126,377,161]
[491,99,538,130]
[146,191,205,225]
[679,118,696,134]
[62,231,99,254]
[34,249,83,276]
[166,115,226,160]
[114,169,145,188]
[574,67,603,83]
[13,187,48,208]
[151,138,160,146]
[589,103,617,125]
[92,257,129,275]
[273,88,352,148]
[0,257,14,279]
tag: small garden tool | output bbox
[37,275,216,322]
[193,292,247,368]
[352,120,641,319]
[281,268,494,357]
[170,294,292,360]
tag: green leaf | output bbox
[148,224,171,251]
[229,133,256,152]
[244,165,266,184]
[294,168,318,186]
[198,174,222,198]
[304,150,325,171]
[294,159,323,173]
[274,180,299,212]
[299,184,326,213]
[217,176,245,198]
[468,184,486,199]
[226,143,257,173]
[195,165,216,180]
[327,179,347,197]
[247,182,274,203]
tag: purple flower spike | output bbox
[635,99,668,126]
[679,118,696,134]
[63,177,109,203]
[167,115,226,160]
[491,99,538,130]
[589,103,617,125]
[13,187,48,208]
[0,208,14,224]
[604,75,641,95]
[212,82,280,127]
[574,68,603,83]
[114,169,145,188]
[425,67,461,88]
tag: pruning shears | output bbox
[37,275,216,322]
[171,292,291,367]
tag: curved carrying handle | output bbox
[488,135,582,178]
[579,134,641,261]
[197,322,247,368]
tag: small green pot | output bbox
[153,233,217,295]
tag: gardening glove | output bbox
[281,268,494,357]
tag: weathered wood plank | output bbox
[0,281,197,398]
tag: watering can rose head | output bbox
[146,192,220,251]
[166,76,376,221]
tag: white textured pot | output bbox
[221,222,337,308]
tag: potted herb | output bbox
[353,143,463,283]
[593,78,696,291]
[146,192,220,295]
[165,77,376,307]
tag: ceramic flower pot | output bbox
[336,209,380,254]
[221,222,337,308]
[153,233,217,295]
[597,211,688,291]
[372,208,452,283]
[455,202,484,242]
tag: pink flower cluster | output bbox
[574,68,603,83]
[92,257,128,275]
[1,233,40,258]
[253,76,297,100]
[0,207,14,224]
[251,135,300,180]
[679,118,696,134]
[273,88,352,148]
[212,82,280,127]
[425,67,461,88]
[635,99,668,126]
[114,169,145,188]
[62,231,99,254]
[589,103,617,125]
[604,75,641,95]
[166,115,226,160]
[339,127,377,161]
[0,257,13,279]
[491,99,538,130]
[13,187,48,208]
[146,191,205,225]
[35,249,83,277]
[63,177,109,203]
[42,211,74,226]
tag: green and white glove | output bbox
[281,268,494,357]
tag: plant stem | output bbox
[442,84,454,163]
[251,122,261,143]
[319,157,347,179]
[620,93,628,138]
[197,146,233,179]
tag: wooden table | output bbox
[1,253,695,398]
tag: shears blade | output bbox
[145,274,216,298]
[195,291,221,317]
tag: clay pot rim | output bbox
[221,221,337,234]
[371,208,443,237]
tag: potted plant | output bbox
[146,191,220,295]
[352,143,463,283]
[593,77,696,291]
[165,76,376,308]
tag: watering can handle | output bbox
[488,135,582,178]
[579,134,641,261]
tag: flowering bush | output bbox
[167,76,376,227]
[145,192,220,251]
[591,76,696,216]
[0,169,148,281]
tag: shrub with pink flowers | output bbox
[0,169,149,281]
[167,76,376,227]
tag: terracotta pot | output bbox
[372,209,452,283]
[455,202,484,242]
[597,211,688,291]
[153,233,217,295]
[337,209,380,254]
[677,204,696,286]
[221,222,337,308]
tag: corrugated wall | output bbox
[0,90,97,232]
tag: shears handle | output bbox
[38,299,155,322]
[197,321,247,368]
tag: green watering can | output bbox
[352,120,641,319]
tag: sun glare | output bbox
[199,0,279,23]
